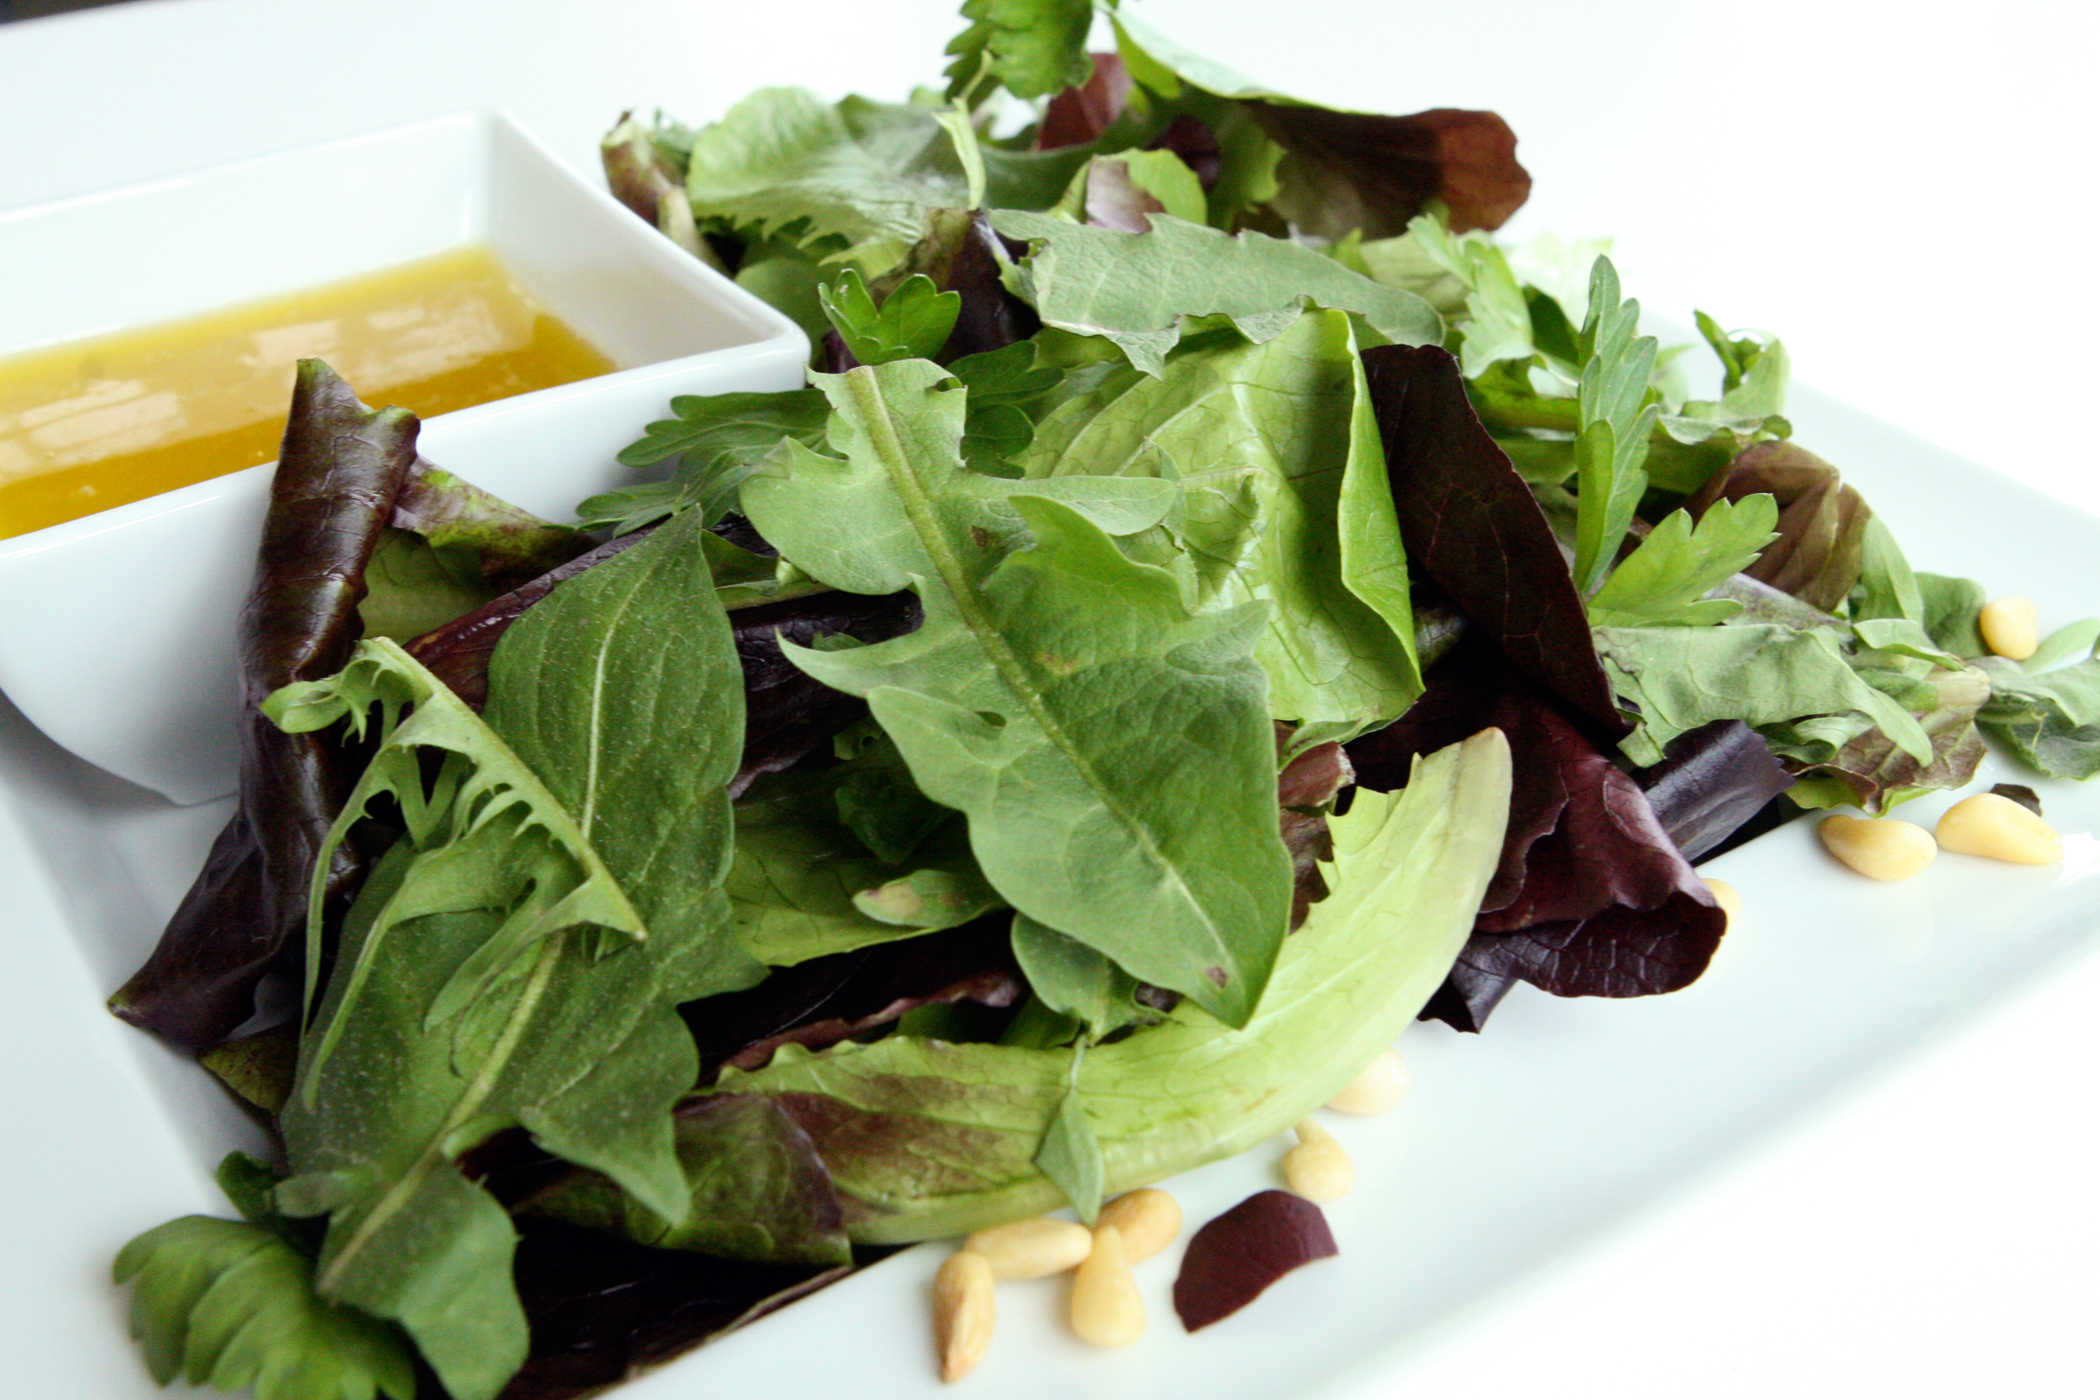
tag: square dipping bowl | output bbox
[0,110,807,805]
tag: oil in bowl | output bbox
[0,244,612,538]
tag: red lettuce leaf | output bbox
[1685,441,1870,613]
[1249,101,1530,238]
[681,919,1022,1077]
[1173,1190,1338,1333]
[1361,343,1626,737]
[1633,719,1796,862]
[108,362,415,1048]
[1349,636,1724,1033]
[1037,52,1135,150]
[494,1217,854,1400]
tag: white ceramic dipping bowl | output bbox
[0,111,806,804]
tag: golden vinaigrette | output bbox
[0,245,613,538]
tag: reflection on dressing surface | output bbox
[0,245,613,538]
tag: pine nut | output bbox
[1935,793,2063,865]
[1069,1225,1145,1347]
[962,1216,1093,1280]
[933,1250,995,1382]
[1326,1047,1410,1115]
[1096,1189,1181,1264]
[1282,1117,1355,1202]
[1817,814,1936,881]
[1979,595,2039,660]
[1705,877,1741,929]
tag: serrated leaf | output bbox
[1570,256,1661,595]
[1587,496,1780,627]
[943,0,1096,102]
[264,516,758,1400]
[820,269,962,366]
[114,1216,414,1400]
[741,359,1293,1025]
[1020,307,1422,738]
[991,209,1442,375]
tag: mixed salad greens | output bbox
[104,3,2100,1399]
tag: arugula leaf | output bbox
[1587,495,1780,628]
[262,517,757,1400]
[742,360,1293,1025]
[990,209,1442,375]
[1020,307,1423,739]
[581,388,829,535]
[1594,623,1935,768]
[720,729,1509,1243]
[1569,256,1662,595]
[943,0,1096,102]
[819,269,962,366]
[483,510,764,993]
[947,339,1064,471]
[115,1216,415,1400]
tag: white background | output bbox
[3,1,2097,1396]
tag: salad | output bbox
[98,4,2100,1399]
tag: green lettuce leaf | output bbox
[1979,655,2100,778]
[114,1216,415,1400]
[742,359,1292,1025]
[578,387,829,534]
[1020,307,1421,739]
[719,729,1510,1243]
[990,209,1442,375]
[819,269,961,365]
[682,88,1087,272]
[1594,623,1934,769]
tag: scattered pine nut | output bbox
[1096,1189,1181,1265]
[1818,814,1936,881]
[1281,1118,1354,1202]
[1979,595,2039,660]
[933,1250,995,1382]
[963,1216,1093,1281]
[1705,877,1741,929]
[1069,1225,1145,1347]
[1935,793,2063,865]
[1326,1047,1410,1115]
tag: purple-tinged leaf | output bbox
[682,920,1022,1076]
[1361,343,1626,736]
[407,532,648,709]
[109,362,414,1048]
[494,1217,853,1400]
[1037,52,1134,150]
[1349,637,1723,1032]
[1173,1190,1337,1332]
[392,459,591,591]
[1685,441,1869,613]
[1633,720,1796,862]
[1249,102,1531,239]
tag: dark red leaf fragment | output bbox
[1992,782,2044,817]
[1632,720,1796,863]
[109,362,416,1048]
[495,1217,854,1400]
[682,919,1022,1077]
[1361,343,1626,737]
[1037,52,1134,150]
[1173,1190,1338,1332]
[1349,637,1724,1032]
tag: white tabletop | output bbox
[4,2,2096,1397]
